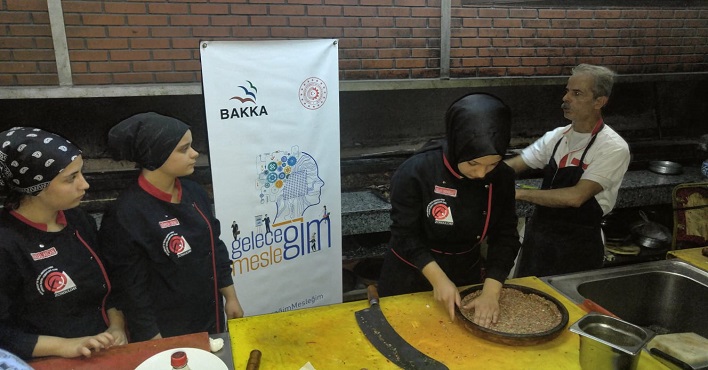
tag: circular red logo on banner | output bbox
[299,77,328,110]
[431,203,449,220]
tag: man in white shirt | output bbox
[505,64,630,277]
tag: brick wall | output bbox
[1,0,707,86]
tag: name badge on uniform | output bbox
[434,185,457,197]
[159,218,180,228]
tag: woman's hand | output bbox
[220,285,244,319]
[33,333,116,359]
[67,333,116,358]
[224,298,244,319]
[422,262,461,322]
[105,326,127,346]
[461,278,502,328]
[105,308,128,345]
[432,278,461,322]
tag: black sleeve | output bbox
[484,165,522,283]
[0,246,38,360]
[388,160,436,270]
[186,181,233,289]
[98,205,160,342]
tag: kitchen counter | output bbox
[227,277,668,369]
[342,167,706,236]
[668,247,708,271]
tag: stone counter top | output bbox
[341,166,707,236]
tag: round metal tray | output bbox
[648,160,683,175]
[455,284,569,346]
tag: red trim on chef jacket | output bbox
[192,202,222,333]
[75,229,112,326]
[9,210,67,231]
[558,119,604,170]
[443,154,463,179]
[138,173,183,202]
[390,248,418,268]
[479,183,493,240]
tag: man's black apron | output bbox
[516,126,605,277]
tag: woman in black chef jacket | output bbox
[377,93,521,327]
[0,127,127,360]
[99,112,244,342]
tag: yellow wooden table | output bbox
[228,277,667,369]
[667,247,708,271]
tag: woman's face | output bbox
[457,155,502,179]
[36,155,89,211]
[159,130,199,177]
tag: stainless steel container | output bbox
[648,160,683,175]
[569,313,654,370]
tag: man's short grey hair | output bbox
[571,64,616,98]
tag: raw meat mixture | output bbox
[460,288,562,334]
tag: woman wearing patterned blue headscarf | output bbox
[0,127,127,360]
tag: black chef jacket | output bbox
[0,209,111,359]
[99,176,233,342]
[378,146,521,296]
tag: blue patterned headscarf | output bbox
[0,127,82,195]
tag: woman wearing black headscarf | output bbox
[0,127,127,360]
[98,112,243,342]
[377,93,521,327]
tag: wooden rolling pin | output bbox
[246,349,262,370]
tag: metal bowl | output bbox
[456,284,569,346]
[570,313,654,370]
[630,210,672,249]
[648,161,683,175]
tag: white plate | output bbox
[135,347,227,370]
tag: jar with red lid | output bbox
[171,351,192,370]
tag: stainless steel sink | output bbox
[541,260,708,338]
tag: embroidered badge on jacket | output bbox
[434,185,458,197]
[36,266,77,297]
[159,218,180,228]
[31,246,58,261]
[162,231,193,257]
[427,199,454,225]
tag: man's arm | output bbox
[504,155,529,174]
[515,179,603,208]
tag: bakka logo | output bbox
[220,80,269,120]
[35,267,77,297]
[162,231,192,257]
[426,199,454,225]
[230,80,257,104]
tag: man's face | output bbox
[561,73,606,123]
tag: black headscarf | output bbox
[444,93,511,165]
[108,112,190,171]
[0,127,82,195]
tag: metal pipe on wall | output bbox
[46,0,73,87]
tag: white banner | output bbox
[200,40,342,316]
